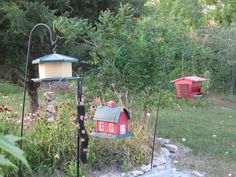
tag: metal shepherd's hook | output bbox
[150,39,175,170]
[19,23,57,177]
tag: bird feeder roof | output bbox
[94,106,130,123]
[170,76,207,83]
[32,53,78,64]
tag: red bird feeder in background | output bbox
[170,76,207,98]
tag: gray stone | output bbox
[88,142,205,177]
[157,138,170,146]
[140,168,197,177]
[140,165,151,173]
[164,144,178,153]
[160,147,171,158]
[130,170,145,176]
[152,154,166,167]
[141,169,172,177]
[191,170,205,177]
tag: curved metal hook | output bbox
[28,23,57,53]
[52,36,58,53]
[19,23,57,177]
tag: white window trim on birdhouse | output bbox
[120,124,126,134]
[99,122,104,131]
[109,123,115,132]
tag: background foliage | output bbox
[1,0,236,176]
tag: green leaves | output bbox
[0,155,17,168]
[0,135,30,171]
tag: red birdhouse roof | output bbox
[170,76,207,83]
[94,106,130,123]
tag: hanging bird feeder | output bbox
[19,23,86,177]
[170,76,207,98]
[32,53,78,79]
[91,101,133,139]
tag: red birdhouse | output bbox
[91,101,133,139]
[170,76,207,98]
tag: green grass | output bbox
[1,81,236,176]
[0,81,24,120]
[156,97,236,161]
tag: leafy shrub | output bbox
[0,135,30,177]
[23,99,78,176]
[160,90,176,108]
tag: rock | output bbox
[130,170,145,176]
[191,170,205,177]
[88,141,204,177]
[160,147,171,158]
[157,138,170,146]
[140,165,151,173]
[141,169,172,177]
[99,174,121,177]
[164,144,178,153]
[152,154,166,167]
[154,164,166,171]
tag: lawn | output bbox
[155,96,236,176]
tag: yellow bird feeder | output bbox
[32,53,78,79]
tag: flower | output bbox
[54,153,60,160]
[212,134,217,138]
[2,95,8,99]
[182,138,186,142]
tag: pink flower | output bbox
[2,95,8,99]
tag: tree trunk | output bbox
[141,104,148,120]
[27,80,40,115]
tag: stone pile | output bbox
[93,137,205,177]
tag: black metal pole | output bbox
[150,39,175,169]
[76,76,89,176]
[19,23,56,177]
[76,78,82,177]
[77,127,80,177]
